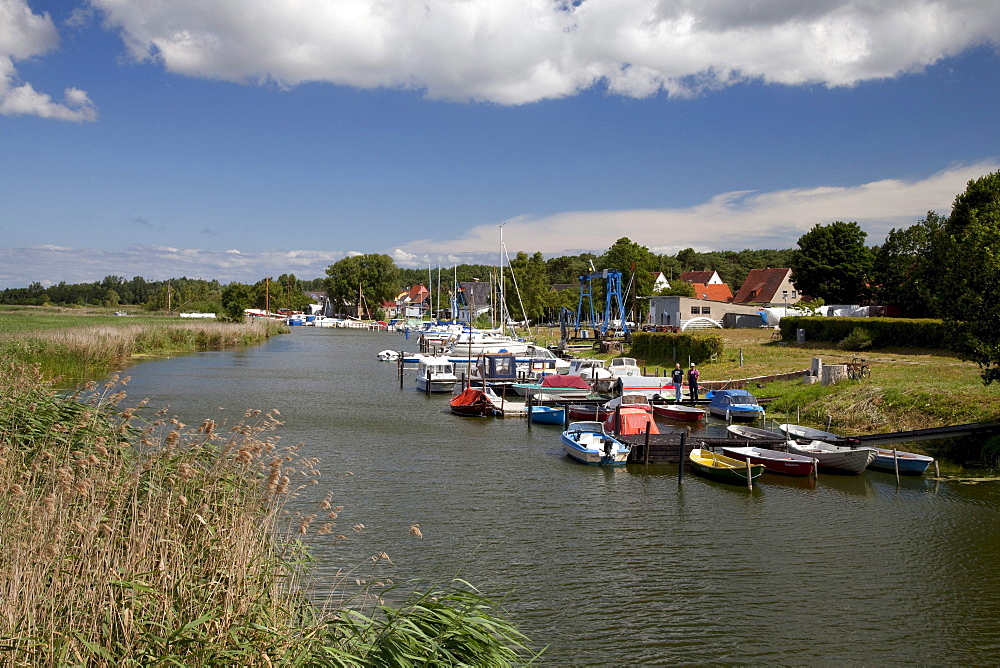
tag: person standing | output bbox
[687,363,701,401]
[671,363,684,402]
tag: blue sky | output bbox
[2,0,999,288]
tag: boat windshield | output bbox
[567,421,605,434]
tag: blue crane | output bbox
[576,269,630,337]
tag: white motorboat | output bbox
[415,356,459,393]
[785,439,876,475]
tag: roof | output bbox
[679,271,716,283]
[457,281,492,306]
[732,268,792,304]
[691,282,733,302]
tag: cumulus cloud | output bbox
[396,161,1000,262]
[0,0,96,120]
[91,0,1000,104]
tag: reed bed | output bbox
[0,363,536,665]
[0,319,287,383]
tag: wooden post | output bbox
[813,458,820,479]
[526,391,532,430]
[563,403,570,430]
[826,414,833,430]
[614,405,622,437]
[643,420,651,465]
[398,353,404,390]
[739,348,743,367]
[745,457,753,491]
[934,460,940,478]
[678,432,686,485]
[893,448,900,486]
[796,405,800,425]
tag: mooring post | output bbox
[398,353,404,390]
[614,405,622,437]
[934,460,941,478]
[813,458,820,479]
[644,420,651,465]
[745,457,753,491]
[526,391,532,429]
[678,432,687,485]
[893,448,900,486]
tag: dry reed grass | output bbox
[0,364,537,665]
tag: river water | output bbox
[118,327,1000,665]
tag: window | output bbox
[690,307,700,314]
[791,291,797,298]
[701,307,711,314]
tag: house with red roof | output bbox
[396,284,431,317]
[690,282,734,302]
[679,270,724,285]
[732,268,799,306]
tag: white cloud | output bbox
[0,246,350,287]
[0,0,96,120]
[1,163,997,286]
[395,161,1000,262]
[91,0,1000,104]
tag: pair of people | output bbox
[670,362,701,402]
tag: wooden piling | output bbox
[745,457,753,491]
[893,448,900,486]
[526,392,532,430]
[678,432,686,485]
[934,460,941,478]
[643,421,651,465]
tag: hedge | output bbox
[778,316,951,350]
[630,332,724,364]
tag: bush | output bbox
[838,328,873,351]
[780,316,950,350]
[629,332,724,365]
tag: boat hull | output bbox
[567,404,613,421]
[721,446,816,476]
[688,449,765,484]
[785,440,876,474]
[652,404,705,422]
[708,406,765,421]
[560,428,631,467]
[416,377,458,393]
[529,406,566,425]
[868,448,934,475]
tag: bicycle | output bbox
[846,356,871,380]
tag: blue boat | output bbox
[868,447,934,475]
[560,422,631,466]
[707,389,765,421]
[529,405,566,425]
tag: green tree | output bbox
[790,221,873,303]
[324,254,399,317]
[657,280,695,298]
[930,171,1000,383]
[598,237,658,321]
[220,282,254,321]
[506,251,548,323]
[870,212,943,316]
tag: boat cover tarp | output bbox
[540,374,591,390]
[605,407,661,435]
[450,388,490,407]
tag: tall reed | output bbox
[0,319,286,383]
[0,363,536,665]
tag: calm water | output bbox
[118,328,1000,665]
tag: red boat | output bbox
[450,387,500,417]
[604,407,660,436]
[720,445,817,476]
[567,404,613,421]
[651,404,705,422]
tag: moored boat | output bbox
[513,374,593,400]
[529,405,566,425]
[720,445,817,476]
[567,403,613,421]
[415,356,459,393]
[707,389,765,421]
[652,404,705,422]
[785,439,876,475]
[726,424,784,442]
[868,447,935,475]
[561,422,631,466]
[449,387,500,417]
[688,448,765,484]
[779,423,842,441]
[604,406,660,436]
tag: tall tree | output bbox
[506,251,548,323]
[324,254,399,317]
[870,212,943,316]
[790,221,873,303]
[220,282,254,321]
[930,171,1000,383]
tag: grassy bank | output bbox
[0,364,536,664]
[0,309,287,384]
[527,326,1000,462]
